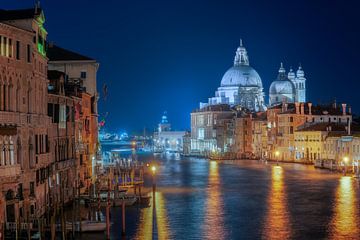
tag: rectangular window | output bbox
[54,104,59,123]
[30,182,35,196]
[80,71,87,78]
[0,36,2,56]
[4,37,8,57]
[16,41,20,60]
[35,135,39,154]
[8,38,12,58]
[27,44,31,63]
[47,103,53,118]
[66,106,70,122]
[198,128,205,140]
[59,105,66,129]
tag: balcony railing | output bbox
[0,164,21,178]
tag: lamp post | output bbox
[275,150,280,166]
[343,156,349,176]
[151,165,156,193]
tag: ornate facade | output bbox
[200,40,266,112]
[0,7,51,228]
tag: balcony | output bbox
[0,111,23,125]
[0,164,21,178]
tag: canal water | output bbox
[79,152,360,240]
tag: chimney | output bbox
[341,103,347,116]
[348,117,351,135]
[295,102,300,115]
[284,103,288,112]
[349,106,352,115]
[308,102,312,115]
[300,103,304,115]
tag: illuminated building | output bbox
[0,6,51,228]
[294,123,346,163]
[47,44,99,183]
[267,102,352,161]
[190,104,234,156]
[200,40,266,112]
[153,112,186,152]
[47,70,81,204]
[322,133,360,173]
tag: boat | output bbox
[89,195,137,207]
[112,196,137,207]
[136,195,151,206]
[56,212,107,233]
[72,220,106,232]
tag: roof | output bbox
[0,8,40,21]
[47,44,94,61]
[296,123,347,132]
[193,104,232,113]
[277,102,346,115]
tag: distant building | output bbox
[153,112,186,152]
[190,104,234,156]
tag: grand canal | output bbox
[80,152,360,240]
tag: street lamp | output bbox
[151,165,156,193]
[275,150,280,166]
[343,156,349,176]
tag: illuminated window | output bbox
[198,128,205,140]
[59,105,66,129]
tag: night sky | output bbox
[3,0,360,133]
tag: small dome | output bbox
[288,68,295,81]
[270,80,295,95]
[297,65,304,78]
[221,65,263,88]
[269,63,296,95]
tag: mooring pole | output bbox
[106,178,111,239]
[121,200,126,236]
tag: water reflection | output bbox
[134,191,171,240]
[203,161,225,239]
[262,166,291,240]
[330,176,360,239]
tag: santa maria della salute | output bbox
[200,40,306,111]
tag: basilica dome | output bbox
[269,63,295,95]
[269,80,295,95]
[221,65,263,88]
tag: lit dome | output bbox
[269,63,295,95]
[221,65,263,88]
[270,80,295,95]
[220,39,263,88]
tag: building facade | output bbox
[47,44,99,183]
[190,104,234,156]
[0,7,51,229]
[153,112,186,152]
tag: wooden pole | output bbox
[106,178,110,240]
[78,175,82,234]
[121,200,125,236]
[27,211,31,240]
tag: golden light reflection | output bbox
[203,160,225,239]
[262,166,291,240]
[330,176,360,239]
[134,191,171,240]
